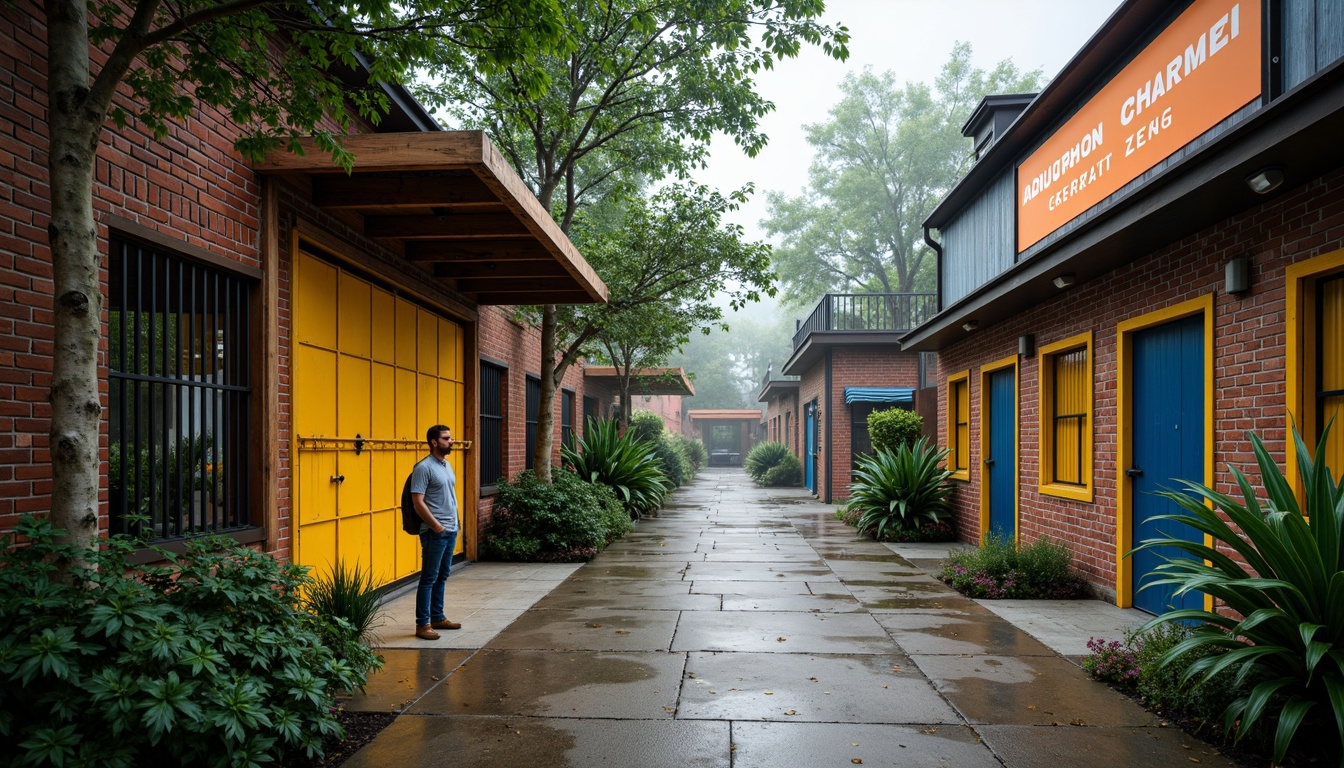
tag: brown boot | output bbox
[431,619,462,630]
[415,625,440,640]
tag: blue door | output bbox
[985,368,1016,540]
[804,401,817,493]
[1131,316,1204,615]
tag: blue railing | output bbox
[792,293,937,350]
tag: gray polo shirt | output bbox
[410,455,458,533]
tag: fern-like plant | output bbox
[303,559,384,645]
[1133,424,1344,765]
[845,437,953,539]
[745,441,792,483]
[562,418,669,516]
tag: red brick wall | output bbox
[935,168,1344,597]
[825,348,921,501]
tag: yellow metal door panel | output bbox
[297,450,338,525]
[439,318,460,381]
[396,298,418,371]
[301,519,338,583]
[295,253,338,349]
[396,449,423,574]
[338,273,372,358]
[337,355,372,438]
[369,509,399,587]
[370,288,396,365]
[371,363,396,438]
[337,452,372,519]
[396,369,419,440]
[418,309,439,377]
[294,345,337,435]
[336,515,372,573]
[418,373,439,430]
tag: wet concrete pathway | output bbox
[344,469,1239,767]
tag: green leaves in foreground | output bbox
[845,437,954,539]
[1134,424,1344,765]
[562,417,670,516]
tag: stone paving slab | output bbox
[532,581,722,612]
[976,725,1241,767]
[680,652,960,724]
[341,648,470,713]
[341,715,731,768]
[720,592,866,613]
[689,579,851,597]
[483,608,680,651]
[730,722,1000,768]
[874,612,1056,657]
[681,561,837,581]
[911,653,1156,726]
[407,649,686,719]
[672,610,894,654]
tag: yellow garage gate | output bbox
[292,246,465,586]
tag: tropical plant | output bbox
[868,408,924,454]
[628,410,666,444]
[745,441,793,483]
[562,418,670,516]
[941,533,1089,600]
[0,516,380,768]
[1133,425,1344,765]
[845,437,953,538]
[304,559,385,646]
[681,435,709,472]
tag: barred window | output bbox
[947,373,970,476]
[561,389,575,449]
[108,238,252,539]
[1038,333,1093,502]
[525,375,541,470]
[480,362,505,487]
[1317,275,1344,470]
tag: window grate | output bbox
[480,362,505,486]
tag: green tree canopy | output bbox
[763,43,1042,307]
[418,0,849,480]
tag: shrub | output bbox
[1132,425,1344,765]
[303,559,385,646]
[1083,637,1141,686]
[940,533,1089,599]
[745,441,792,483]
[868,408,924,454]
[562,418,669,516]
[680,436,708,472]
[761,455,802,487]
[627,410,665,444]
[651,434,688,488]
[844,437,953,539]
[482,469,629,562]
[0,517,380,768]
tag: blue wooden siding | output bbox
[941,169,1015,306]
[1284,0,1344,91]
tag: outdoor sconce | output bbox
[1052,273,1076,289]
[962,320,979,332]
[1245,167,1284,194]
[1226,257,1251,294]
[1018,334,1035,358]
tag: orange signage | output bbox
[1016,0,1261,252]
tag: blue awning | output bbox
[844,386,914,405]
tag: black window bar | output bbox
[525,375,541,470]
[561,390,575,450]
[480,362,505,487]
[1052,348,1088,486]
[109,238,252,540]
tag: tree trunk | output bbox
[45,0,104,553]
[532,303,559,482]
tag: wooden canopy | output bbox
[584,366,695,397]
[256,132,607,306]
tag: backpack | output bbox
[401,458,428,534]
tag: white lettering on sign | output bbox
[1121,4,1239,126]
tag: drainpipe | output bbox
[824,348,833,504]
[924,225,944,312]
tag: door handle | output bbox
[331,474,345,484]
[1125,467,1143,478]
[984,458,995,467]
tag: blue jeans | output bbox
[416,529,457,627]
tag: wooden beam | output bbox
[365,213,530,239]
[313,174,502,209]
[433,261,569,279]
[456,277,585,293]
[407,239,548,261]
[471,290,600,305]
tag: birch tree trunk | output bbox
[45,0,107,553]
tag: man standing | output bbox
[410,424,461,640]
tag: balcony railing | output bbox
[793,293,937,350]
[759,367,801,392]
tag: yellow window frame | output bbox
[1038,332,1094,502]
[946,369,971,481]
[1286,247,1344,495]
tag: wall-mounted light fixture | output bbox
[1226,257,1251,294]
[962,320,978,332]
[1245,167,1284,194]
[1018,333,1035,358]
[1052,273,1076,289]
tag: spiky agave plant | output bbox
[562,417,670,516]
[845,436,954,540]
[1133,424,1344,765]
